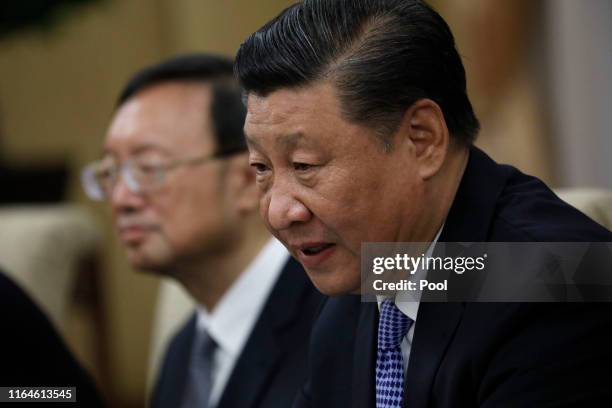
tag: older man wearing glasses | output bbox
[82,54,322,408]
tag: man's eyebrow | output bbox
[245,135,263,151]
[101,143,172,157]
[277,132,306,151]
[131,144,172,155]
[246,132,317,154]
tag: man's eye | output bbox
[293,162,315,172]
[96,166,116,181]
[138,162,164,171]
[251,163,270,175]
[98,165,113,175]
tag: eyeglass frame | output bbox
[81,146,245,201]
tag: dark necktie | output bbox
[376,299,413,408]
[181,329,217,408]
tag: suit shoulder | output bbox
[490,168,612,242]
[264,257,325,322]
[308,296,362,350]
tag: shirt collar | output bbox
[195,238,288,356]
[376,225,444,322]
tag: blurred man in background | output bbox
[82,54,322,408]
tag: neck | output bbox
[173,222,271,311]
[415,145,470,242]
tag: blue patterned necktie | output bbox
[376,299,413,408]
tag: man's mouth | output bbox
[118,225,153,244]
[301,243,335,256]
[294,242,337,268]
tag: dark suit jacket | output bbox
[294,146,612,407]
[152,257,323,408]
[0,270,104,407]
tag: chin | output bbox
[307,270,361,296]
[129,258,161,274]
[126,250,170,274]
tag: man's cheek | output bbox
[260,198,274,229]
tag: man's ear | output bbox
[397,98,449,180]
[227,153,260,215]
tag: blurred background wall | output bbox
[0,0,610,407]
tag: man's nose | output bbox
[266,183,311,231]
[110,174,144,212]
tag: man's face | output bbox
[105,82,236,273]
[244,82,425,295]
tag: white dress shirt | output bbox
[377,227,443,373]
[194,238,289,407]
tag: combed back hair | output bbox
[235,0,480,146]
[118,53,247,155]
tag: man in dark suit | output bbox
[0,269,103,406]
[81,54,322,408]
[234,0,612,406]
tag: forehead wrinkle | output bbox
[246,95,298,125]
[245,84,335,154]
[246,131,317,155]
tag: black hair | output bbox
[235,0,480,145]
[118,53,246,155]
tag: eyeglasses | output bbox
[81,149,242,201]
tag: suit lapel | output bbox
[153,313,197,408]
[352,302,378,408]
[217,317,282,408]
[403,303,464,408]
[403,147,509,408]
[216,258,309,408]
